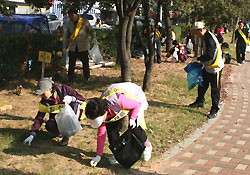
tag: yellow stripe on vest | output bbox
[102,87,147,129]
[207,45,221,69]
[69,17,83,42]
[105,109,130,123]
[102,87,139,101]
[39,102,87,121]
[238,28,250,45]
[39,103,65,113]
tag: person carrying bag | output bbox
[85,82,152,168]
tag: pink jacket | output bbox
[96,94,140,156]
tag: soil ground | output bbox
[0,53,232,175]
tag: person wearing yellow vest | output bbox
[64,8,97,84]
[234,21,249,65]
[23,77,85,146]
[152,22,164,63]
[85,82,152,167]
[189,21,224,119]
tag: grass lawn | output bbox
[0,34,233,174]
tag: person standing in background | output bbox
[64,8,97,84]
[234,21,249,65]
[189,21,224,119]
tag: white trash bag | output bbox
[89,44,103,65]
[246,44,250,53]
[55,103,82,138]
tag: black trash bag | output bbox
[225,53,232,64]
[109,128,145,169]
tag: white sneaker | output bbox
[237,63,241,66]
[143,143,152,161]
[108,155,118,165]
[242,60,245,64]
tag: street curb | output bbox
[161,101,225,161]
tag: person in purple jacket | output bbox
[23,77,85,146]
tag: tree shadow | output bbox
[1,128,97,167]
[148,100,207,115]
[1,128,166,174]
[0,114,33,121]
[0,168,38,175]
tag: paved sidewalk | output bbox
[159,54,250,175]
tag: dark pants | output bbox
[45,118,60,135]
[196,68,222,111]
[236,44,246,63]
[68,48,90,81]
[106,118,147,148]
[155,38,161,63]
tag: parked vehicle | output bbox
[0,14,50,34]
[81,13,100,27]
[45,13,63,32]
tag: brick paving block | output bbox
[235,164,248,170]
[218,168,233,175]
[183,169,197,175]
[220,157,232,163]
[210,166,222,173]
[230,158,242,164]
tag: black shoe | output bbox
[189,101,204,108]
[207,109,218,119]
[59,137,70,146]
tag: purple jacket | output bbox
[31,84,85,133]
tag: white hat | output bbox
[89,115,105,128]
[158,22,162,27]
[193,21,205,30]
[35,77,54,95]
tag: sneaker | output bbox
[189,101,204,108]
[59,137,71,146]
[207,109,218,119]
[143,143,152,161]
[237,63,241,66]
[108,155,118,165]
[242,60,245,64]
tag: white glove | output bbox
[23,135,34,146]
[93,38,97,45]
[63,95,76,104]
[129,119,136,129]
[90,155,101,167]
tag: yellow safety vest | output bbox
[238,28,250,44]
[39,102,87,120]
[102,87,147,130]
[207,45,222,69]
[69,17,83,42]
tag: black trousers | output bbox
[68,49,90,81]
[106,118,147,148]
[236,44,246,64]
[196,68,222,111]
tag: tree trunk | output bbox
[142,0,154,92]
[116,0,141,82]
[163,3,172,52]
[127,10,137,59]
[118,17,131,82]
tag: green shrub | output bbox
[0,33,63,80]
[0,34,28,79]
[95,27,118,58]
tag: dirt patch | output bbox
[0,56,233,175]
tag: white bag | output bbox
[246,45,250,53]
[88,44,103,64]
[186,39,193,50]
[172,48,179,62]
[55,103,82,137]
